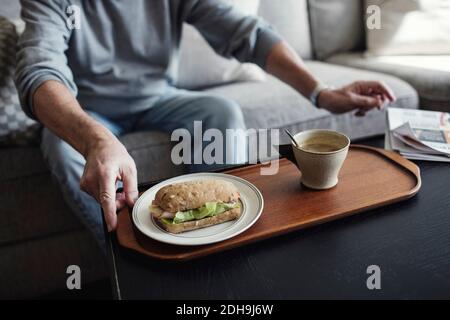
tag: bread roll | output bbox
[154,180,240,213]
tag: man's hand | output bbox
[265,42,396,116]
[317,81,396,116]
[33,81,139,233]
[80,137,138,232]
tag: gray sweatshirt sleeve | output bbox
[15,0,77,119]
[183,0,283,69]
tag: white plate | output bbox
[132,173,264,246]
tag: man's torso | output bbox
[66,0,184,116]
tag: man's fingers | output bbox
[351,94,381,110]
[352,94,386,116]
[98,172,117,232]
[376,95,387,110]
[116,192,127,211]
[374,81,396,102]
[122,164,138,207]
[359,81,396,102]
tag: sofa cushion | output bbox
[0,147,48,181]
[259,0,312,59]
[177,24,267,90]
[0,0,20,20]
[0,17,41,147]
[365,0,450,56]
[308,0,365,60]
[0,171,83,247]
[177,0,267,90]
[205,61,419,141]
[327,53,450,104]
[120,131,186,183]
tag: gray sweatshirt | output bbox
[15,0,282,119]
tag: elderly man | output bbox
[15,0,395,249]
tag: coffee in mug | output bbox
[299,142,340,153]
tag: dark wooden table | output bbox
[104,136,450,299]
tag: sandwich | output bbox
[150,180,241,234]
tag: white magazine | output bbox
[386,108,450,162]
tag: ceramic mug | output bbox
[292,130,350,190]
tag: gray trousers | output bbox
[41,89,247,250]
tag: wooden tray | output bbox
[116,145,421,261]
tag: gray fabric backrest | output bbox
[258,0,312,59]
[0,0,21,20]
[308,0,366,60]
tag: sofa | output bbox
[3,0,444,298]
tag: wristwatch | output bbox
[309,83,333,108]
